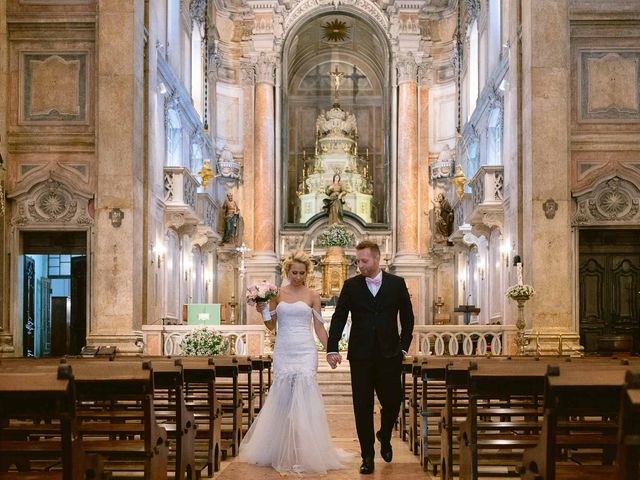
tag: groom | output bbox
[326,240,414,474]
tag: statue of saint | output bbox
[222,192,242,245]
[433,193,454,242]
[323,174,347,225]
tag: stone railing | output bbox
[469,165,504,227]
[142,325,268,356]
[197,192,217,232]
[414,324,517,356]
[164,166,199,213]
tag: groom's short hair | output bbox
[356,240,380,257]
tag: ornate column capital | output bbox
[255,52,276,85]
[396,54,418,85]
[240,61,255,86]
[418,58,433,87]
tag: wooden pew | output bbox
[0,364,102,480]
[419,357,454,474]
[617,370,640,480]
[399,356,416,444]
[208,356,246,457]
[458,359,549,480]
[68,361,169,480]
[147,359,197,480]
[178,357,222,477]
[520,363,635,480]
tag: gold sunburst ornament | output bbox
[322,19,349,42]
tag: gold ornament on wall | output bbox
[451,165,468,199]
[198,160,214,188]
[321,19,350,42]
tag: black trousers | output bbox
[349,346,403,459]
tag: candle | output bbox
[384,238,389,255]
[281,237,285,254]
[516,262,523,285]
[311,240,315,256]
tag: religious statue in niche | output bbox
[323,174,348,224]
[433,193,454,243]
[222,192,243,245]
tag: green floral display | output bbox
[180,328,230,356]
[316,224,355,248]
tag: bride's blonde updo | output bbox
[281,250,313,279]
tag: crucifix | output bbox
[329,66,344,104]
[344,64,366,101]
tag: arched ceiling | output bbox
[286,13,387,91]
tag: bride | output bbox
[238,251,352,474]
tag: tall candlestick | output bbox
[384,238,389,255]
[516,262,523,285]
[281,237,285,254]
[310,240,315,256]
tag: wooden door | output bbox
[39,277,52,356]
[22,256,36,357]
[70,256,87,355]
[579,229,640,353]
[50,296,69,356]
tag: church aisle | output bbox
[214,406,433,479]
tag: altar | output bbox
[297,69,374,223]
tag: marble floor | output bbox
[213,406,432,479]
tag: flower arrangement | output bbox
[246,281,278,306]
[316,223,355,248]
[505,284,536,300]
[180,328,229,356]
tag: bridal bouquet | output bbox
[246,281,278,321]
[246,281,278,305]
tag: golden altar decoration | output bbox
[321,246,350,297]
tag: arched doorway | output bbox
[8,175,93,357]
[573,176,640,353]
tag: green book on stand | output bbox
[187,304,221,325]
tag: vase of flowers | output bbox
[506,284,535,355]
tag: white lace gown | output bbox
[239,301,352,474]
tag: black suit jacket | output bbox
[327,271,414,360]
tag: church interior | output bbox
[0,0,639,478]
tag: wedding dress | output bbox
[238,301,352,474]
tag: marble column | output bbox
[91,0,145,353]
[253,53,275,254]
[392,54,428,327]
[0,4,9,352]
[418,62,432,256]
[520,0,578,353]
[245,53,279,325]
[396,54,419,256]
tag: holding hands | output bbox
[326,352,342,369]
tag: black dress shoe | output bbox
[359,456,375,474]
[376,431,393,463]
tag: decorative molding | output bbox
[189,0,207,26]
[21,53,88,124]
[572,176,640,225]
[283,0,389,40]
[9,176,93,227]
[579,50,640,122]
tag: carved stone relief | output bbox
[572,176,640,225]
[9,177,94,227]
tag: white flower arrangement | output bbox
[505,284,536,300]
[316,224,355,248]
[180,328,230,355]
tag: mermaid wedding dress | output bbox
[238,301,352,474]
